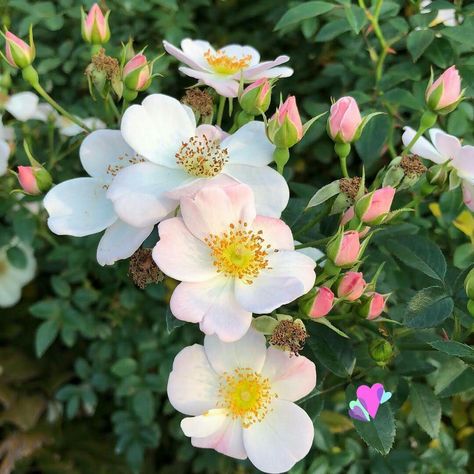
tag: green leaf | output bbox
[51,275,71,298]
[35,319,59,357]
[409,383,441,438]
[434,358,474,398]
[428,340,474,359]
[275,1,335,31]
[306,180,340,209]
[344,4,367,34]
[132,389,155,424]
[315,19,352,42]
[387,235,447,281]
[311,317,349,338]
[111,358,138,377]
[407,29,435,62]
[6,246,27,269]
[405,287,454,328]
[346,385,395,455]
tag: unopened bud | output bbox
[368,339,393,365]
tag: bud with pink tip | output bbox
[326,230,360,267]
[360,292,388,320]
[426,65,462,114]
[81,3,111,45]
[328,96,362,143]
[267,96,303,148]
[355,186,396,225]
[2,28,35,69]
[307,287,335,318]
[239,78,271,116]
[17,164,52,195]
[123,53,151,92]
[337,271,366,301]
[340,207,370,237]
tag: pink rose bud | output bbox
[81,3,111,45]
[3,29,35,69]
[308,287,335,318]
[355,186,396,225]
[328,96,362,143]
[337,271,366,301]
[17,164,52,195]
[267,96,303,148]
[361,292,388,320]
[123,53,151,92]
[326,230,360,267]
[239,78,271,115]
[340,207,370,237]
[426,65,462,113]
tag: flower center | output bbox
[218,368,275,428]
[204,222,270,283]
[176,134,228,178]
[204,49,252,75]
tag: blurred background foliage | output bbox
[0,0,473,473]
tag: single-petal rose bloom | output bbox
[153,184,316,342]
[363,292,388,320]
[328,96,362,143]
[308,287,335,319]
[107,94,289,228]
[168,329,316,473]
[4,30,35,69]
[337,272,366,301]
[163,39,293,97]
[81,3,110,44]
[426,66,461,111]
[356,186,396,224]
[327,230,360,267]
[44,130,153,266]
[402,127,474,210]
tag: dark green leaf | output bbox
[409,383,441,438]
[315,19,352,42]
[344,5,367,34]
[6,246,27,269]
[132,389,155,424]
[405,287,453,328]
[407,29,435,62]
[111,358,138,377]
[275,1,335,31]
[35,319,59,357]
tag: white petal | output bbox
[121,94,195,167]
[6,92,39,121]
[0,275,22,307]
[243,56,291,79]
[181,409,228,438]
[401,127,445,163]
[44,178,117,237]
[429,128,461,159]
[80,129,138,183]
[204,328,267,374]
[261,347,316,401]
[222,121,275,167]
[96,219,153,266]
[0,139,10,176]
[224,164,289,217]
[163,40,209,71]
[170,276,252,342]
[165,173,237,201]
[452,146,474,180]
[180,184,256,241]
[252,216,294,249]
[167,344,219,416]
[462,181,474,211]
[243,399,314,474]
[220,44,261,66]
[153,217,217,282]
[181,38,216,69]
[178,67,240,97]
[107,162,189,227]
[245,66,294,80]
[235,250,316,313]
[295,242,326,262]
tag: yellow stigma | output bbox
[204,222,271,283]
[218,368,275,428]
[204,49,252,75]
[176,134,228,178]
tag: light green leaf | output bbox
[306,180,340,209]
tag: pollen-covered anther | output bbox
[204,221,271,283]
[218,368,276,428]
[176,134,228,178]
[204,49,252,75]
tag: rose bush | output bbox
[0,1,473,473]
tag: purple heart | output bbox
[348,406,369,422]
[356,383,385,419]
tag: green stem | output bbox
[295,237,331,250]
[339,155,349,178]
[401,111,437,156]
[216,95,226,127]
[107,94,121,122]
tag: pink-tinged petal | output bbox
[97,219,153,266]
[170,277,252,342]
[402,127,445,163]
[181,38,216,69]
[243,399,314,474]
[452,146,474,180]
[181,409,228,438]
[178,67,240,97]
[167,344,219,416]
[165,173,237,201]
[5,92,39,122]
[203,328,267,374]
[234,250,316,313]
[261,347,316,402]
[107,162,190,228]
[191,417,247,460]
[153,217,217,282]
[180,184,257,241]
[224,164,289,218]
[243,55,291,79]
[222,121,275,167]
[251,216,294,250]
[245,66,293,80]
[462,181,474,211]
[121,94,196,167]
[163,40,210,71]
[429,128,462,160]
[44,177,117,237]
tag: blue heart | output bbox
[380,390,392,404]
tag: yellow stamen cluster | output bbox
[218,368,275,428]
[204,49,252,75]
[204,222,270,283]
[176,134,228,178]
